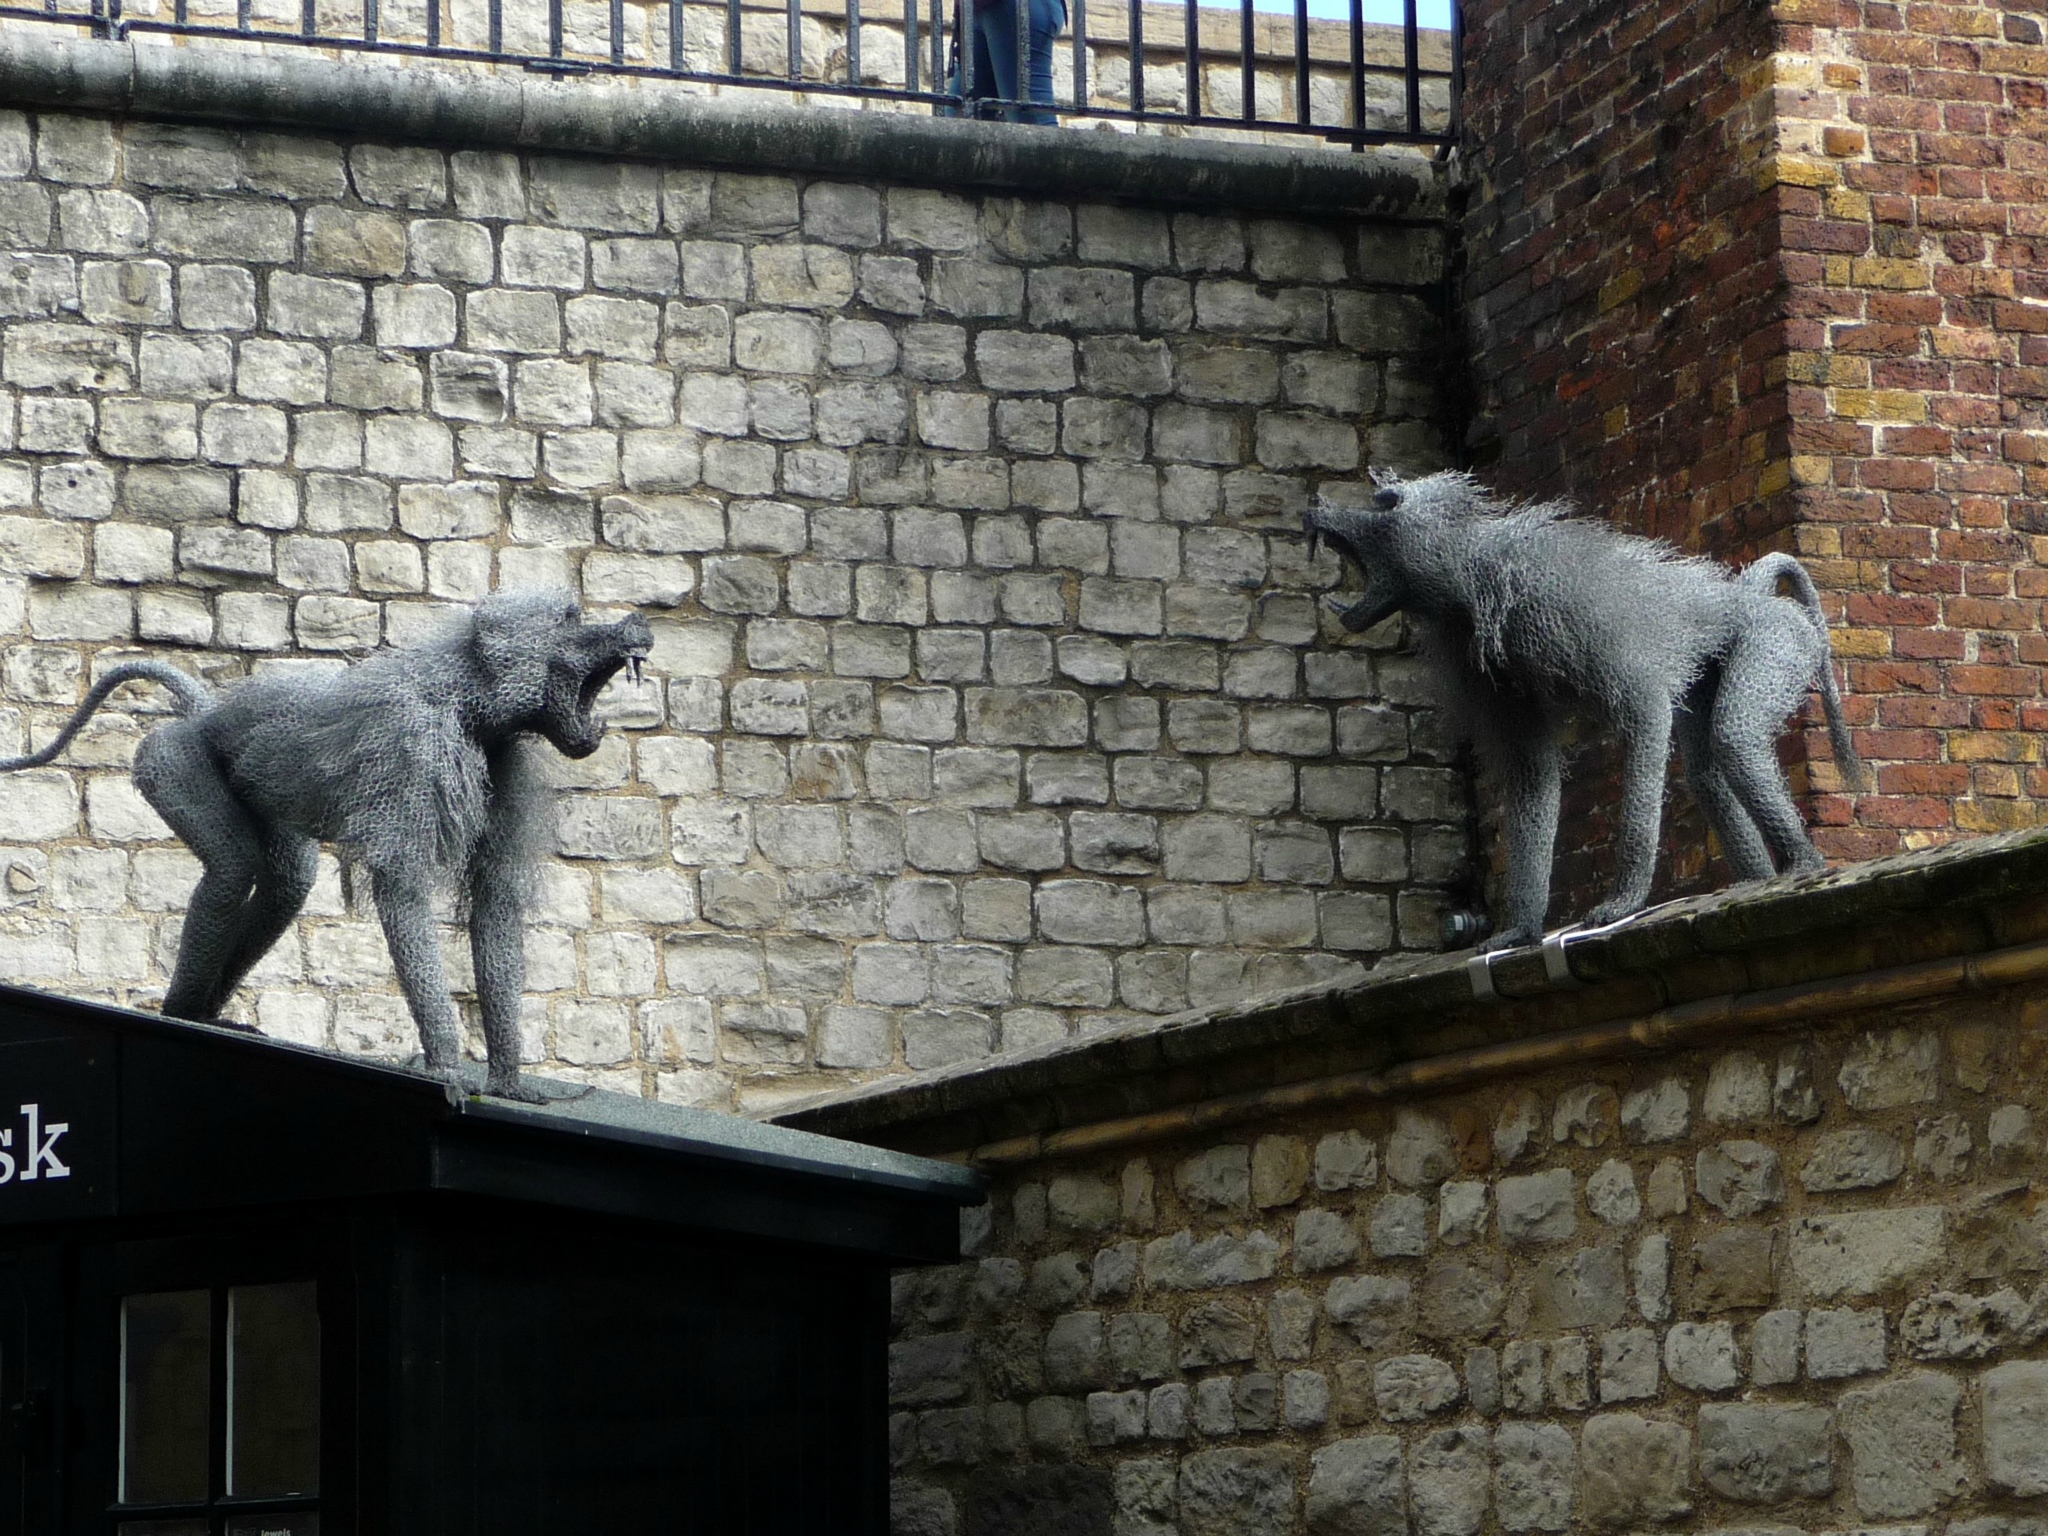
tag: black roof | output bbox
[0,983,982,1265]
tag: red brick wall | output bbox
[1459,0,1786,551]
[1457,0,1794,913]
[1455,0,2048,927]
[1775,0,2048,855]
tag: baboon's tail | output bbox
[0,662,212,772]
[1743,552,1867,790]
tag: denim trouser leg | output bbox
[958,0,1065,124]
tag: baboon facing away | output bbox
[0,590,653,1099]
[1308,472,1862,952]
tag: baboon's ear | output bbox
[1373,487,1401,510]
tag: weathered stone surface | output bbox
[1696,1403,1833,1501]
[1409,1426,1489,1536]
[1497,1170,1576,1245]
[1386,1110,1457,1187]
[1579,1413,1690,1530]
[1416,1258,1506,1340]
[1984,1360,2048,1494]
[1838,1029,1942,1110]
[1325,1274,1414,1349]
[1789,1208,1945,1300]
[964,1466,1112,1536]
[1662,1322,1738,1392]
[1900,1289,2030,1360]
[1801,1128,1905,1191]
[1694,1141,1784,1216]
[1806,1307,1886,1378]
[1685,1227,1773,1313]
[1837,1370,1965,1517]
[1306,1436,1403,1536]
[1182,1449,1298,1536]
[1493,1422,1573,1532]
[1520,1244,1626,1331]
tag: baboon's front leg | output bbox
[1479,728,1562,952]
[370,863,464,1077]
[469,861,537,1101]
[1587,698,1675,925]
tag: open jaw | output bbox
[558,627,654,755]
[1309,523,1388,632]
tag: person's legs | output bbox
[1021,0,1064,123]
[974,0,1022,116]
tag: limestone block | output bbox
[1289,1436,1401,1536]
[1696,1402,1832,1502]
[1984,1360,2048,1494]
[1493,1422,1573,1532]
[1375,1355,1460,1421]
[1694,1141,1784,1216]
[1788,1207,1945,1300]
[1324,1274,1412,1349]
[1801,1128,1904,1190]
[1838,1028,1941,1109]
[1579,1413,1690,1530]
[1836,1370,1964,1517]
[1806,1307,1886,1378]
[1497,1169,1576,1244]
[1142,1230,1279,1291]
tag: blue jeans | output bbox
[947,0,1065,125]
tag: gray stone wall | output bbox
[0,104,1458,1110]
[888,994,2048,1534]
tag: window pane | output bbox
[225,1517,320,1536]
[228,1281,320,1499]
[121,1291,211,1505]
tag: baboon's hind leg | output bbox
[134,726,266,1021]
[1586,695,1676,926]
[1675,679,1775,882]
[199,829,319,1017]
[1713,633,1825,875]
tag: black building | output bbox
[0,983,981,1535]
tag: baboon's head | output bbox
[470,590,655,759]
[1307,471,1487,631]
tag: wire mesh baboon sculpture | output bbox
[1308,472,1863,953]
[0,590,652,1099]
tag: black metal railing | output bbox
[1,0,1458,146]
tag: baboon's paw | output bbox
[1479,925,1539,954]
[484,1068,548,1104]
[1584,896,1648,927]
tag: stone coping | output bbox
[772,828,2048,1153]
[0,31,1448,218]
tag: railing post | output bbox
[1403,0,1419,134]
[1126,0,1141,116]
[1291,0,1306,124]
[1071,0,1085,111]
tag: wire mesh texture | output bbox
[1,0,1458,146]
